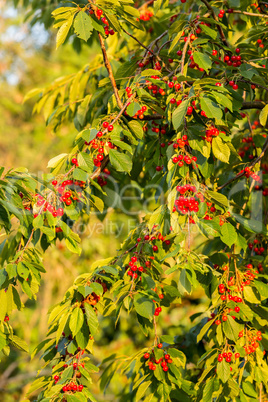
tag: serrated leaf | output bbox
[56,15,75,49]
[134,295,154,320]
[217,360,230,383]
[203,377,214,402]
[74,11,93,42]
[9,335,29,353]
[193,52,212,73]
[201,24,217,39]
[109,149,132,173]
[172,99,190,130]
[212,136,230,163]
[84,303,99,336]
[200,96,223,120]
[220,223,237,247]
[69,307,84,336]
[136,381,151,401]
[223,316,242,342]
[128,120,144,139]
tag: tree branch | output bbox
[241,101,266,110]
[200,0,229,46]
[98,33,123,109]
[180,35,190,75]
[218,136,268,190]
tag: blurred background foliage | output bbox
[0,2,206,400]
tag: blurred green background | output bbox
[0,4,206,401]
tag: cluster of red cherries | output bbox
[217,350,240,365]
[238,133,256,160]
[61,382,84,394]
[248,239,265,255]
[89,8,115,36]
[139,9,154,21]
[173,184,203,215]
[143,348,173,372]
[126,232,171,280]
[97,168,111,187]
[202,126,221,143]
[240,329,263,355]
[125,102,148,120]
[237,167,261,181]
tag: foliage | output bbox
[1,0,268,401]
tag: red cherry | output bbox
[78,384,84,391]
[157,343,163,349]
[102,121,109,128]
[235,48,240,54]
[108,125,114,131]
[232,84,238,90]
[52,180,57,186]
[71,158,78,165]
[187,106,193,115]
[152,245,158,252]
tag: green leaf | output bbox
[207,190,228,207]
[200,96,223,120]
[26,376,46,396]
[223,316,242,342]
[65,237,82,255]
[17,262,30,279]
[239,304,253,321]
[193,52,212,73]
[84,303,99,336]
[172,99,190,130]
[200,24,217,39]
[203,377,214,402]
[197,319,215,342]
[243,286,261,303]
[109,149,132,173]
[134,295,154,320]
[259,104,268,127]
[220,223,237,247]
[211,91,233,112]
[217,360,230,383]
[56,15,75,49]
[47,153,68,169]
[136,381,151,401]
[254,280,268,299]
[128,120,144,139]
[212,136,230,163]
[81,128,98,143]
[74,11,93,42]
[126,102,141,117]
[197,220,221,238]
[77,152,93,173]
[9,335,29,353]
[69,307,84,336]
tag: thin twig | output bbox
[122,28,156,56]
[231,9,268,18]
